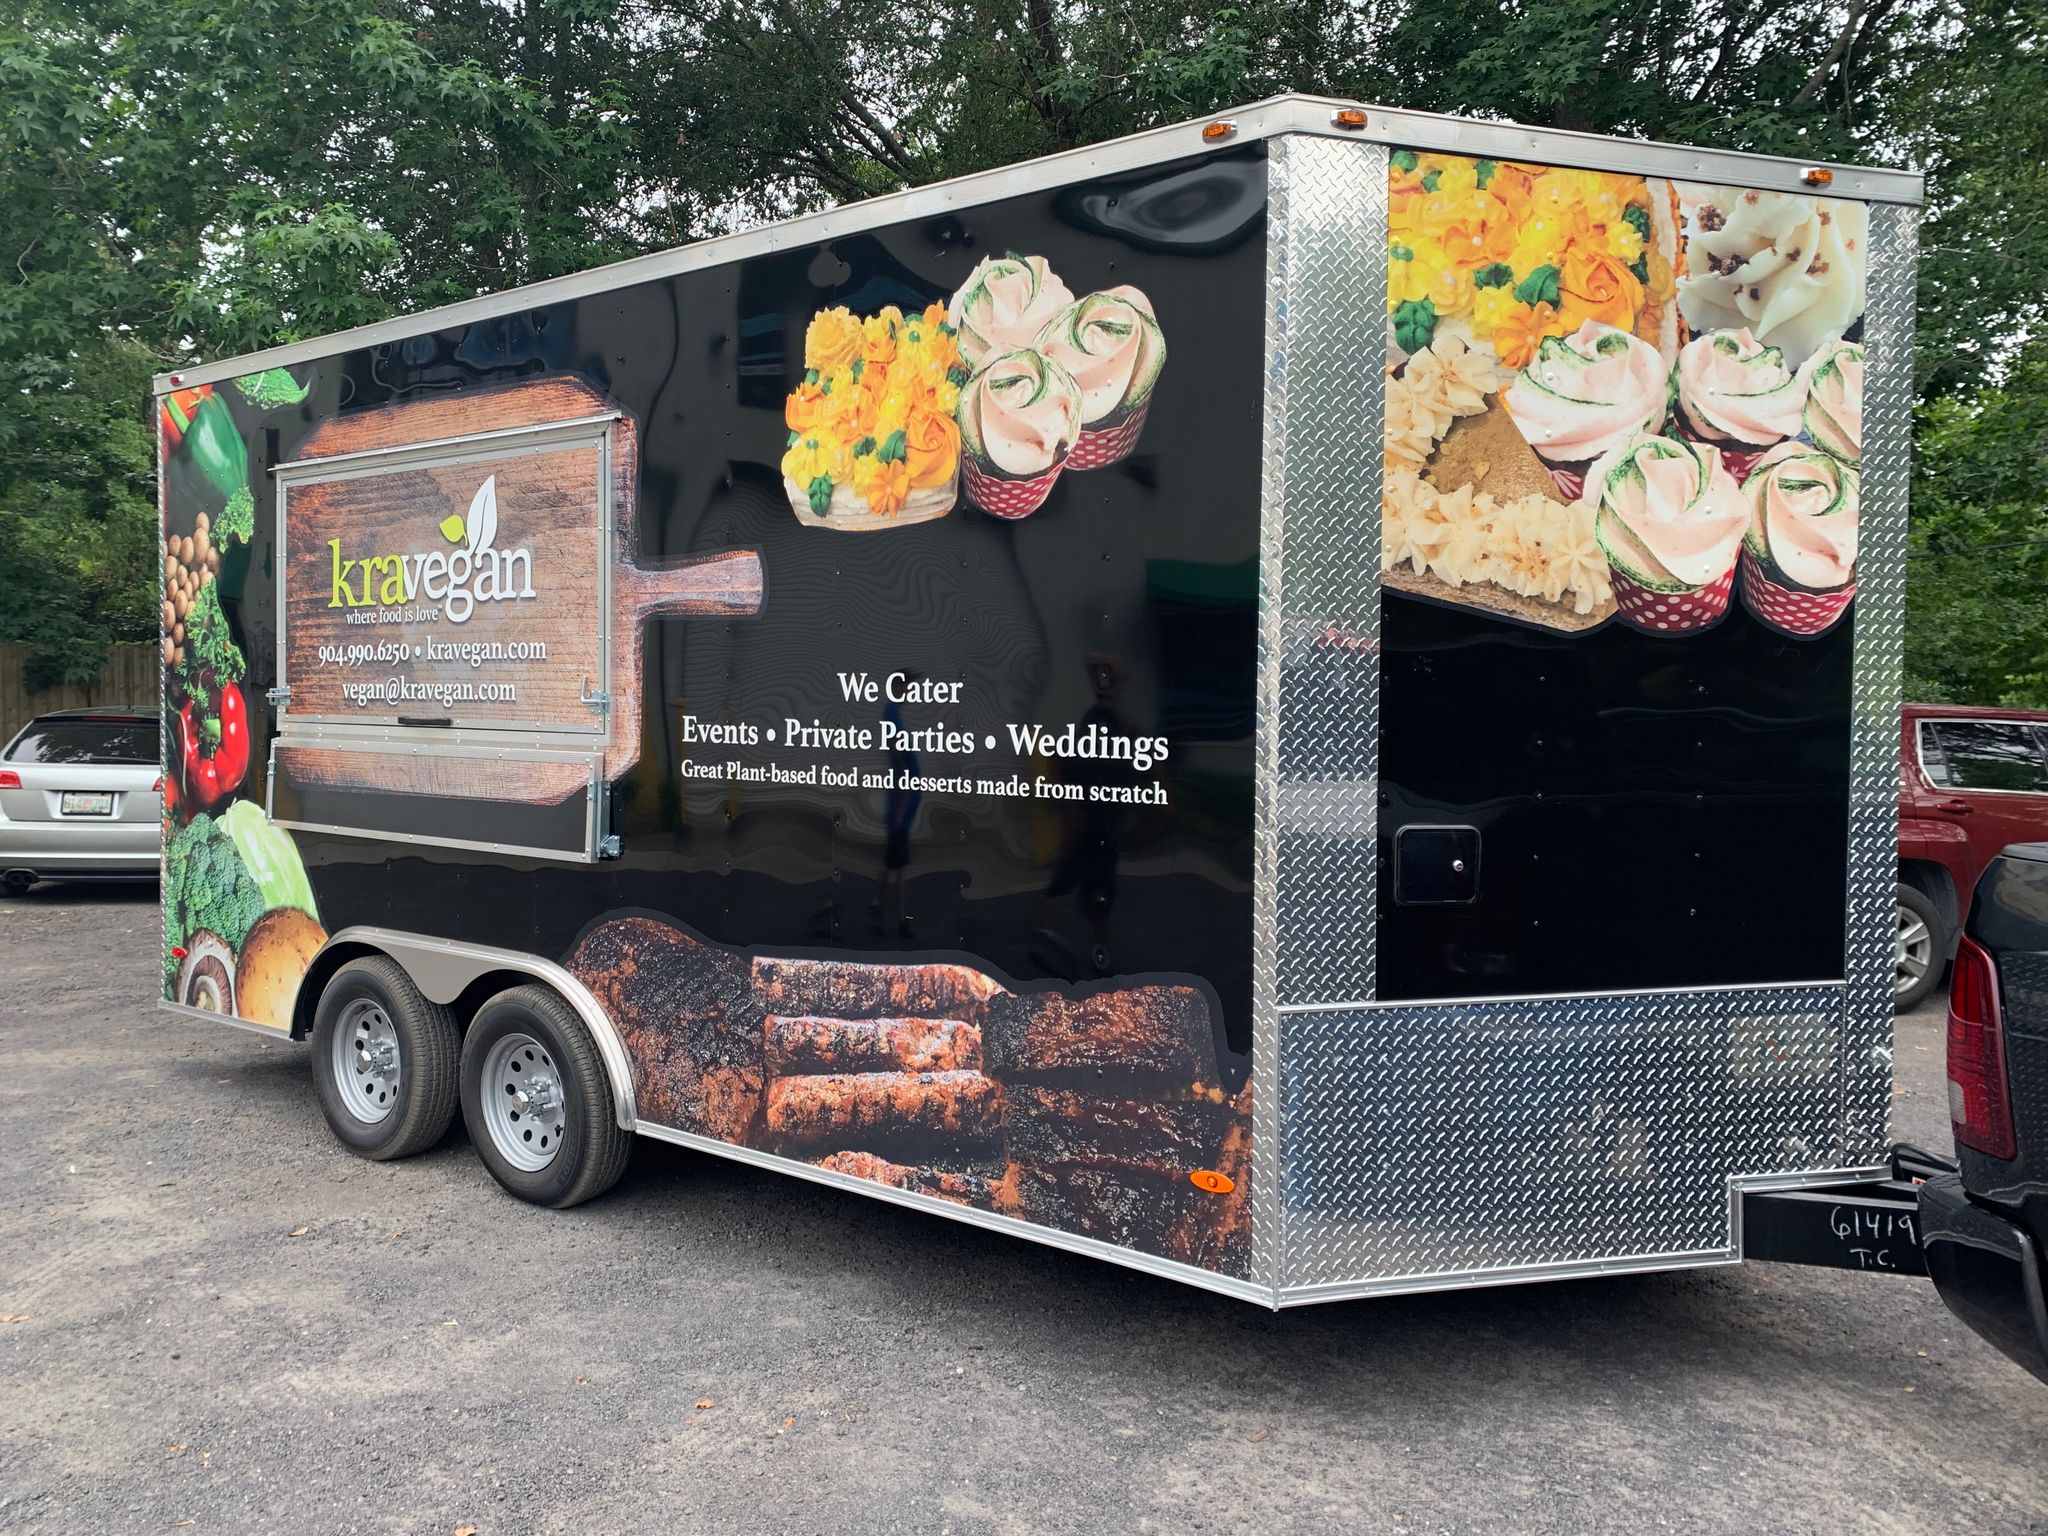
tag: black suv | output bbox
[1919,842,2048,1383]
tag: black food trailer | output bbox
[153,96,1923,1305]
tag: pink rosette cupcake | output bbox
[1671,328,1802,481]
[947,254,1075,371]
[1588,432,1750,634]
[958,349,1083,519]
[1502,321,1669,500]
[1738,440,1859,636]
[1034,287,1167,470]
[1796,339,1862,469]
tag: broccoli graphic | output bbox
[163,813,264,985]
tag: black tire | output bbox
[1894,882,1947,1013]
[459,984,631,1208]
[309,956,461,1159]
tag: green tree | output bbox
[3,0,2045,700]
[1907,354,2048,707]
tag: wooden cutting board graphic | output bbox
[277,376,762,805]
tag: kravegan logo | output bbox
[327,476,536,625]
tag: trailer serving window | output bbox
[267,394,618,861]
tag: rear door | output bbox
[1375,150,1868,999]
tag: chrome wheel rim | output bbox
[1894,902,1933,997]
[333,998,402,1124]
[480,1032,565,1173]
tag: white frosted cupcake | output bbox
[1503,321,1669,500]
[1739,441,1859,636]
[947,254,1075,371]
[1796,339,1863,468]
[1589,433,1750,634]
[1677,187,1868,369]
[1034,287,1166,470]
[958,350,1084,519]
[1672,328,1802,481]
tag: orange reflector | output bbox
[1801,167,1835,186]
[1201,120,1237,143]
[1190,1169,1236,1194]
[1330,108,1368,130]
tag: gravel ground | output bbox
[2,883,2044,1536]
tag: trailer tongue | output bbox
[154,97,1921,1306]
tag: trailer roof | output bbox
[156,93,1922,394]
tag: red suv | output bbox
[1897,703,2048,1009]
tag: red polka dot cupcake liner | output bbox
[1065,401,1151,471]
[1609,560,1737,634]
[963,456,1065,519]
[1740,547,1855,637]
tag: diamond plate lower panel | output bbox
[1278,988,1846,1291]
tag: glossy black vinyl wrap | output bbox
[222,146,1268,1064]
[1375,591,1852,999]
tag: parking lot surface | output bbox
[2,885,2044,1535]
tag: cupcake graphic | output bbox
[1502,321,1669,500]
[1796,339,1863,468]
[1034,287,1166,470]
[1588,432,1750,634]
[958,349,1083,519]
[1675,186,1868,370]
[1672,329,1802,481]
[780,302,966,531]
[948,254,1075,371]
[1738,441,1859,637]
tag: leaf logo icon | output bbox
[467,476,498,553]
[438,513,465,543]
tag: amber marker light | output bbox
[1330,108,1369,130]
[1202,119,1238,143]
[1801,167,1835,187]
[1190,1169,1236,1194]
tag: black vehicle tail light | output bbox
[1947,934,2017,1160]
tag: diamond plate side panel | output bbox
[1277,987,1847,1292]
[1249,144,1291,1298]
[1269,134,1386,1009]
[1842,202,1918,1163]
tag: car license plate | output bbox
[61,791,114,816]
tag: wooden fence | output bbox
[0,644,158,746]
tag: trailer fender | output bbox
[301,927,638,1128]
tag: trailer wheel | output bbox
[1893,882,1946,1012]
[459,984,631,1209]
[309,956,461,1160]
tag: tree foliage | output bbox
[2,0,2042,699]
